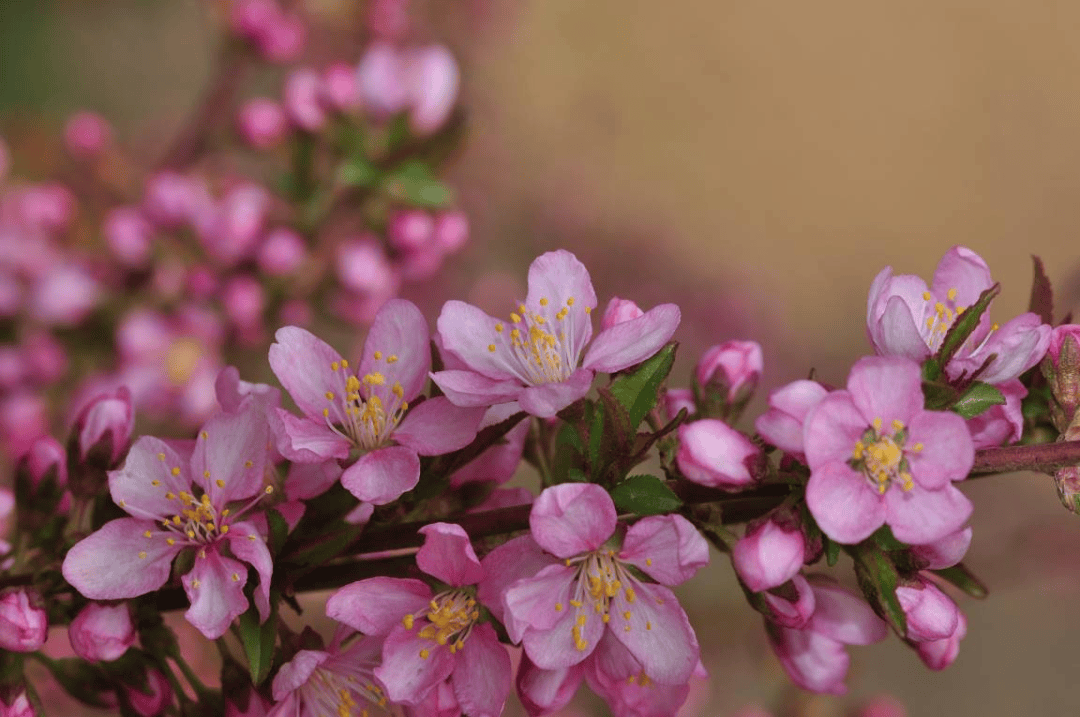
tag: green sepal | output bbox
[825,537,841,567]
[381,160,453,207]
[608,343,677,429]
[237,597,279,686]
[36,657,113,708]
[934,283,1001,371]
[951,381,1006,419]
[336,158,380,188]
[266,509,290,558]
[931,563,988,599]
[611,475,683,516]
[921,380,959,411]
[870,524,907,552]
[850,540,908,637]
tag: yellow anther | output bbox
[363,372,385,386]
[216,479,225,488]
[138,551,147,559]
[231,573,240,582]
[192,580,200,589]
[510,312,522,324]
[488,344,496,352]
[567,297,575,306]
[392,383,404,398]
[947,287,958,301]
[323,408,330,417]
[872,417,883,432]
[625,588,636,603]
[554,603,563,612]
[119,500,127,508]
[539,297,549,306]
[603,614,610,623]
[403,614,415,629]
[956,306,966,314]
[220,525,229,534]
[495,323,504,333]
[326,391,335,400]
[157,452,166,461]
[373,351,383,360]
[245,460,253,468]
[913,442,924,451]
[143,530,152,538]
[926,316,935,328]
[203,470,210,478]
[646,621,652,630]
[265,486,274,494]
[166,538,175,545]
[171,467,181,476]
[187,530,195,538]
[341,359,349,368]
[419,649,430,660]
[201,431,208,440]
[387,355,398,364]
[569,599,583,608]
[584,306,591,314]
[331,361,340,371]
[922,291,932,301]
[151,480,160,487]
[172,516,182,525]
[623,611,632,620]
[892,419,905,432]
[992,323,1000,331]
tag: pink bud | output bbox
[278,299,312,327]
[126,669,173,717]
[0,349,25,390]
[387,209,435,252]
[857,695,908,717]
[257,13,306,63]
[733,519,806,592]
[237,99,289,150]
[696,340,763,401]
[142,172,212,228]
[116,309,171,361]
[909,527,972,570]
[356,43,410,116]
[0,275,22,318]
[1048,324,1080,366]
[600,297,644,330]
[229,0,278,38]
[761,573,816,629]
[754,379,829,457]
[283,69,326,132]
[432,210,469,254]
[69,603,136,662]
[0,690,35,717]
[0,589,46,652]
[914,611,967,671]
[366,0,410,39]
[676,419,760,489]
[63,111,112,159]
[397,245,443,281]
[0,393,48,457]
[221,275,266,329]
[10,184,75,235]
[895,579,960,644]
[103,207,153,267]
[322,63,361,112]
[405,45,459,135]
[76,387,134,466]
[204,184,270,266]
[257,227,307,276]
[663,388,696,421]
[23,436,67,491]
[335,237,398,295]
[29,264,100,326]
[184,265,219,300]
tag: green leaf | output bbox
[850,540,907,637]
[381,160,453,207]
[825,538,841,567]
[935,283,1000,369]
[951,381,1006,419]
[931,563,988,599]
[266,509,289,557]
[336,158,379,188]
[1029,255,1054,325]
[238,601,278,685]
[38,657,113,708]
[921,380,959,411]
[608,343,677,429]
[610,475,683,516]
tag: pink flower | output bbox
[754,379,829,458]
[356,43,410,116]
[732,518,806,592]
[269,300,483,505]
[804,356,974,545]
[676,419,760,489]
[766,579,888,694]
[695,340,763,402]
[867,246,1049,384]
[28,263,100,326]
[500,484,706,685]
[63,111,112,159]
[69,603,136,662]
[600,297,644,330]
[322,63,362,112]
[74,386,133,467]
[433,250,680,418]
[269,636,390,717]
[62,399,274,639]
[433,211,469,255]
[326,523,512,716]
[237,99,289,150]
[895,577,966,670]
[966,378,1025,449]
[125,668,172,716]
[0,589,47,652]
[404,45,460,135]
[103,207,153,268]
[283,69,326,132]
[256,228,307,277]
[584,635,706,717]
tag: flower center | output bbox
[322,360,408,451]
[921,287,999,353]
[303,664,392,717]
[555,550,645,653]
[849,417,923,494]
[401,589,480,657]
[164,337,203,385]
[487,298,589,386]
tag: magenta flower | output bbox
[69,603,136,662]
[804,356,974,545]
[754,379,829,458]
[895,577,966,670]
[676,419,760,489]
[867,245,1049,384]
[269,299,482,505]
[62,399,274,639]
[499,483,706,685]
[327,523,511,717]
[433,250,680,418]
[766,578,888,694]
[732,518,806,592]
[268,635,391,717]
[695,340,763,402]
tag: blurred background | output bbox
[4,0,1080,714]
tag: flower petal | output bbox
[62,518,182,600]
[452,623,512,717]
[516,655,584,717]
[807,580,889,645]
[805,462,886,545]
[269,408,352,463]
[358,299,431,403]
[846,356,924,427]
[226,521,273,622]
[436,301,519,381]
[931,246,993,307]
[769,624,850,695]
[429,369,522,408]
[450,420,528,486]
[268,326,348,419]
[271,650,329,700]
[803,392,869,472]
[906,410,974,489]
[884,484,973,545]
[326,577,431,636]
[394,397,483,455]
[609,581,699,685]
[873,295,932,360]
[182,548,250,639]
[477,536,559,630]
[529,483,616,558]
[503,564,578,644]
[518,369,594,418]
[754,380,829,455]
[619,514,709,586]
[109,436,193,521]
[284,459,344,501]
[583,304,680,374]
[525,250,597,359]
[340,445,420,505]
[191,400,268,504]
[416,523,485,587]
[375,624,455,705]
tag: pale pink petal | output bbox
[770,625,850,695]
[529,483,616,558]
[226,522,273,621]
[477,536,559,630]
[503,564,578,644]
[906,410,974,489]
[109,436,193,521]
[63,518,182,599]
[847,357,924,427]
[284,459,344,501]
[375,625,454,704]
[215,365,281,414]
[340,445,420,505]
[966,379,1025,449]
[436,301,519,381]
[271,650,329,700]
[416,523,485,587]
[762,573,817,629]
[896,582,958,642]
[452,623,512,717]
[803,393,869,471]
[516,655,584,717]
[525,250,597,355]
[394,397,483,455]
[326,577,431,635]
[930,246,993,307]
[182,548,250,639]
[731,520,805,593]
[676,419,760,489]
[358,299,431,402]
[518,369,594,418]
[961,313,1051,385]
[270,408,352,463]
[609,581,699,684]
[754,380,829,455]
[268,326,349,419]
[619,514,709,586]
[520,592,604,670]
[807,581,889,645]
[583,304,680,374]
[916,611,966,670]
[883,484,973,545]
[429,369,522,408]
[805,462,886,545]
[909,526,972,570]
[870,291,933,361]
[191,401,268,504]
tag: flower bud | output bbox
[321,63,361,113]
[663,388,696,421]
[0,589,46,652]
[257,228,307,276]
[758,574,816,629]
[1043,325,1080,436]
[733,519,806,592]
[221,275,266,330]
[142,172,211,228]
[405,45,459,135]
[676,419,760,489]
[0,689,35,717]
[69,603,136,662]
[857,695,908,717]
[895,578,966,669]
[16,436,69,525]
[356,43,409,116]
[335,237,398,296]
[63,111,112,159]
[237,99,288,150]
[366,0,409,40]
[125,669,172,717]
[754,379,829,458]
[103,207,153,268]
[695,340,762,419]
[9,183,75,235]
[75,387,133,468]
[204,184,270,266]
[229,0,277,38]
[0,394,48,458]
[433,210,469,254]
[600,297,644,330]
[29,264,100,326]
[283,69,326,133]
[256,12,306,63]
[387,210,435,252]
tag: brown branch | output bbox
[969,439,1080,476]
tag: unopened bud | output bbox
[387,209,435,253]
[237,99,289,150]
[321,63,361,113]
[0,689,35,717]
[69,603,136,662]
[1043,325,1080,436]
[733,518,806,592]
[257,228,307,276]
[69,388,132,498]
[405,45,459,136]
[283,69,326,133]
[0,589,46,652]
[695,340,762,420]
[676,418,760,490]
[16,436,68,517]
[63,111,112,159]
[433,210,469,254]
[103,207,153,268]
[125,669,172,717]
